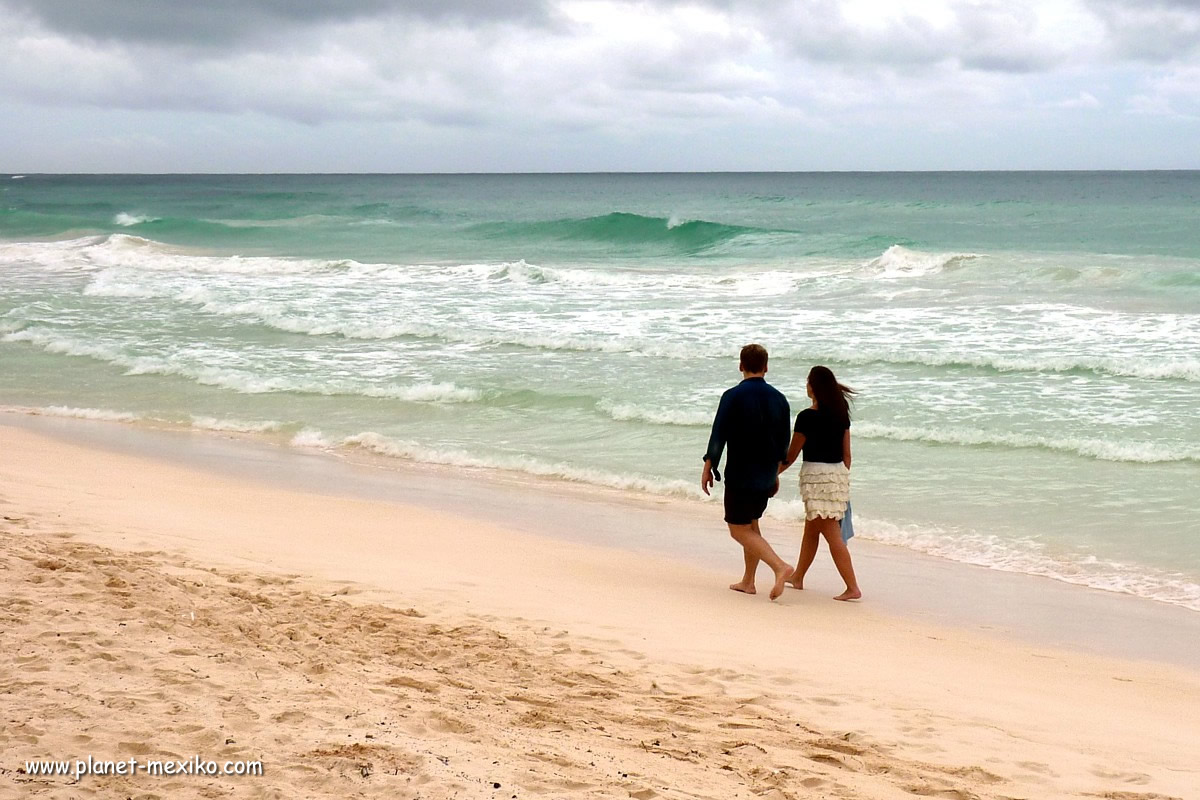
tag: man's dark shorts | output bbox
[724,488,770,525]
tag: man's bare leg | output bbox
[788,518,821,589]
[818,521,862,600]
[730,547,758,594]
[730,519,763,594]
[729,522,793,600]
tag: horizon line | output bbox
[6,168,1200,177]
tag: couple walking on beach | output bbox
[700,344,861,602]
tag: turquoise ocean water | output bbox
[2,173,1198,609]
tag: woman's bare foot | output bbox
[770,566,794,600]
[786,575,804,590]
[729,581,756,595]
[834,588,862,601]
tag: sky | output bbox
[1,0,1198,172]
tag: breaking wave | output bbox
[113,212,162,226]
[596,400,711,427]
[471,212,769,252]
[866,245,980,278]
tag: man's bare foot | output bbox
[834,588,862,601]
[769,566,794,600]
[729,581,756,595]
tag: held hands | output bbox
[701,461,714,496]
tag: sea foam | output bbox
[291,428,335,448]
[4,327,485,404]
[867,245,979,278]
[189,416,284,434]
[596,399,711,427]
[36,405,141,423]
[339,431,700,498]
[853,421,1200,464]
[113,212,161,226]
[845,514,1200,612]
[810,345,1200,383]
[1,234,364,276]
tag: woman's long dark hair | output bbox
[808,365,855,427]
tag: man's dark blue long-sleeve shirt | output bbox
[703,377,791,492]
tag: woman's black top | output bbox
[794,408,849,463]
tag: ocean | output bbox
[2,172,1198,610]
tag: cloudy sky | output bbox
[1,0,1198,171]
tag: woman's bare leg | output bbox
[818,518,861,600]
[788,519,821,589]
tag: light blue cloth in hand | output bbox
[840,501,854,543]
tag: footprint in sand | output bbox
[426,713,475,734]
[900,783,976,799]
[1015,760,1058,776]
[1090,767,1152,785]
[385,675,440,694]
[811,737,866,757]
[936,765,1003,784]
[117,740,154,756]
[807,752,858,771]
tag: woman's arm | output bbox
[780,432,805,473]
[843,428,852,470]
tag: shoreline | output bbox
[2,416,1200,798]
[8,402,1200,613]
[4,409,1199,670]
[7,400,1198,618]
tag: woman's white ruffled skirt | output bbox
[798,461,850,521]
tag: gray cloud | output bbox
[1,0,1198,172]
[1086,0,1200,62]
[0,0,549,45]
[724,0,1084,74]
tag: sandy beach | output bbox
[2,417,1199,800]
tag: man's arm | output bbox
[700,393,730,495]
[776,398,792,471]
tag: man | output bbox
[701,344,795,600]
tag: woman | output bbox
[779,365,861,600]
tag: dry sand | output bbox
[1,422,1198,799]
